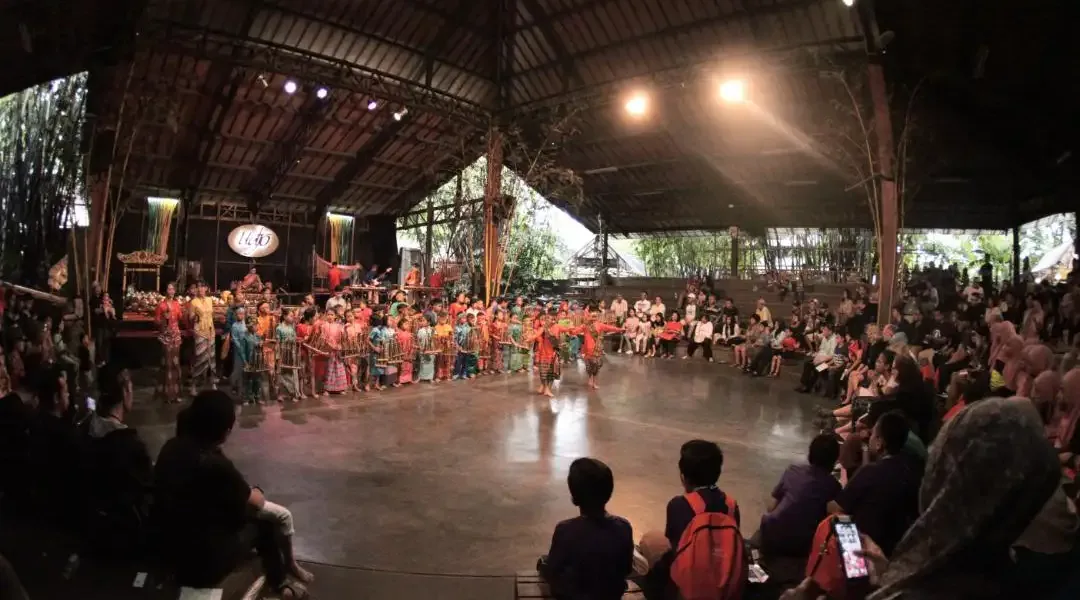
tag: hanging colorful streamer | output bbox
[145,197,179,255]
[327,213,354,264]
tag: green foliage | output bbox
[398,156,568,295]
[0,72,88,284]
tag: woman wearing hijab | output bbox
[1053,369,1080,467]
[1016,344,1056,398]
[1032,371,1064,436]
[782,398,1066,600]
[995,334,1025,396]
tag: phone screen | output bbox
[85,397,96,412]
[834,520,869,579]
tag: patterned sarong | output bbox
[538,356,561,384]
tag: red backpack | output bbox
[669,491,747,600]
[806,515,851,599]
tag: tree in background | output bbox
[0,73,88,284]
[398,156,569,296]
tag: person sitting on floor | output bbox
[539,457,634,600]
[83,362,154,544]
[795,322,838,393]
[642,439,741,600]
[827,410,922,556]
[27,366,80,526]
[153,390,313,597]
[753,433,841,559]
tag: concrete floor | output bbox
[129,353,819,581]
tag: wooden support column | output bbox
[423,203,435,282]
[858,0,898,326]
[483,127,504,304]
[729,227,740,279]
[1012,225,1021,286]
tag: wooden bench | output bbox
[515,571,644,599]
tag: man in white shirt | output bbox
[683,313,714,362]
[796,323,837,393]
[633,292,651,316]
[610,294,629,323]
[325,289,348,313]
[649,296,666,318]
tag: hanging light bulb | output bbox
[367,99,378,110]
[283,80,298,94]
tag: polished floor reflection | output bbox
[132,355,820,576]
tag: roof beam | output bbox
[398,0,488,36]
[241,94,332,214]
[515,0,581,94]
[311,116,410,221]
[141,19,488,125]
[508,0,619,34]
[511,0,837,82]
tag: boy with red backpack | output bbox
[641,440,748,600]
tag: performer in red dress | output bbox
[578,313,624,390]
[155,282,184,403]
[526,312,568,397]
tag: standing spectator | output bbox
[633,292,651,316]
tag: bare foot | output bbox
[542,389,555,398]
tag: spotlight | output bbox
[624,94,648,116]
[283,80,298,94]
[367,100,378,110]
[315,87,329,100]
[719,79,746,103]
[841,0,854,5]
[393,107,408,121]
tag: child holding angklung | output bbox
[452,313,472,380]
[475,311,491,375]
[434,313,454,382]
[491,309,509,373]
[368,315,391,391]
[396,317,416,385]
[415,316,437,383]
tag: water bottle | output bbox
[62,553,80,580]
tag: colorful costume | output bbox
[535,325,565,384]
[453,323,472,379]
[396,328,415,384]
[416,325,436,382]
[322,321,349,393]
[156,298,183,402]
[508,320,527,372]
[276,322,300,398]
[189,296,216,390]
[434,324,453,380]
[582,322,622,376]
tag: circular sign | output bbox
[227,224,279,258]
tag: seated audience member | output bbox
[683,313,713,362]
[865,354,938,443]
[539,458,633,600]
[754,434,841,558]
[827,411,921,556]
[27,366,80,524]
[732,314,762,369]
[84,363,153,535]
[942,370,993,423]
[784,398,1072,600]
[153,390,312,596]
[0,391,32,499]
[795,323,838,393]
[640,440,740,600]
[714,314,742,347]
